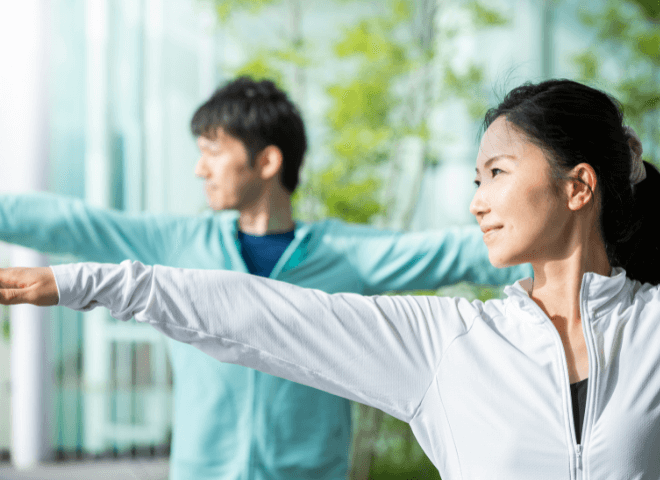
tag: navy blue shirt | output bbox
[237,229,296,277]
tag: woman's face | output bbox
[470,116,572,268]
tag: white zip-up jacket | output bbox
[52,260,660,480]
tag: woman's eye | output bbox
[474,168,503,186]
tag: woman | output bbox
[4,79,660,479]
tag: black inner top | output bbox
[570,378,588,444]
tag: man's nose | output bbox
[194,157,207,178]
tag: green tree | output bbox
[315,0,509,228]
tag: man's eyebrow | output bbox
[198,138,220,147]
[475,154,515,174]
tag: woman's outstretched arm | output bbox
[0,260,478,422]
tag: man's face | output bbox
[194,128,262,211]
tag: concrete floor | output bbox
[0,457,169,480]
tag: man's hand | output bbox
[0,267,59,306]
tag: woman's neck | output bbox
[528,230,610,384]
[530,233,611,327]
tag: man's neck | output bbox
[237,185,294,236]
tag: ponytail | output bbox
[612,161,660,285]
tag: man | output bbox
[0,76,531,479]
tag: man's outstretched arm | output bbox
[0,192,186,264]
[333,221,532,294]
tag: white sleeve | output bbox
[52,260,477,421]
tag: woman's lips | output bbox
[483,226,502,242]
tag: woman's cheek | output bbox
[496,182,519,217]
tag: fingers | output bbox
[0,288,32,305]
[0,267,59,306]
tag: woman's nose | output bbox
[469,188,489,219]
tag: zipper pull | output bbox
[576,444,583,470]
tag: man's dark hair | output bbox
[191,76,307,193]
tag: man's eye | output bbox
[491,168,503,177]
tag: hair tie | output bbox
[624,126,646,185]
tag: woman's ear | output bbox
[566,163,597,211]
[255,145,283,181]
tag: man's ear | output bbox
[255,145,283,181]
[566,163,597,211]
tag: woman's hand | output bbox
[0,267,59,306]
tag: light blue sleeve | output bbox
[0,192,188,264]
[333,221,532,294]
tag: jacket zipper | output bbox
[577,276,598,480]
[529,286,591,479]
[576,443,583,471]
[563,332,585,480]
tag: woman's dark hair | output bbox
[483,79,660,285]
[190,76,307,193]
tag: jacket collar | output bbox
[216,210,314,276]
[503,266,630,321]
[219,210,312,240]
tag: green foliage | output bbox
[202,0,312,96]
[319,175,383,223]
[635,31,660,63]
[327,82,393,132]
[370,418,441,480]
[470,0,510,28]
[474,284,502,302]
[329,125,393,162]
[211,0,279,22]
[314,4,414,224]
[314,1,510,225]
[351,401,441,480]
[628,0,660,20]
[434,2,511,121]
[573,51,599,79]
[334,19,408,66]
[1,306,9,342]
[232,56,288,89]
[270,45,313,68]
[443,64,488,119]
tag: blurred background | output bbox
[0,0,658,478]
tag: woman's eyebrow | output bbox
[475,154,516,173]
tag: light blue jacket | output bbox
[0,192,533,480]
